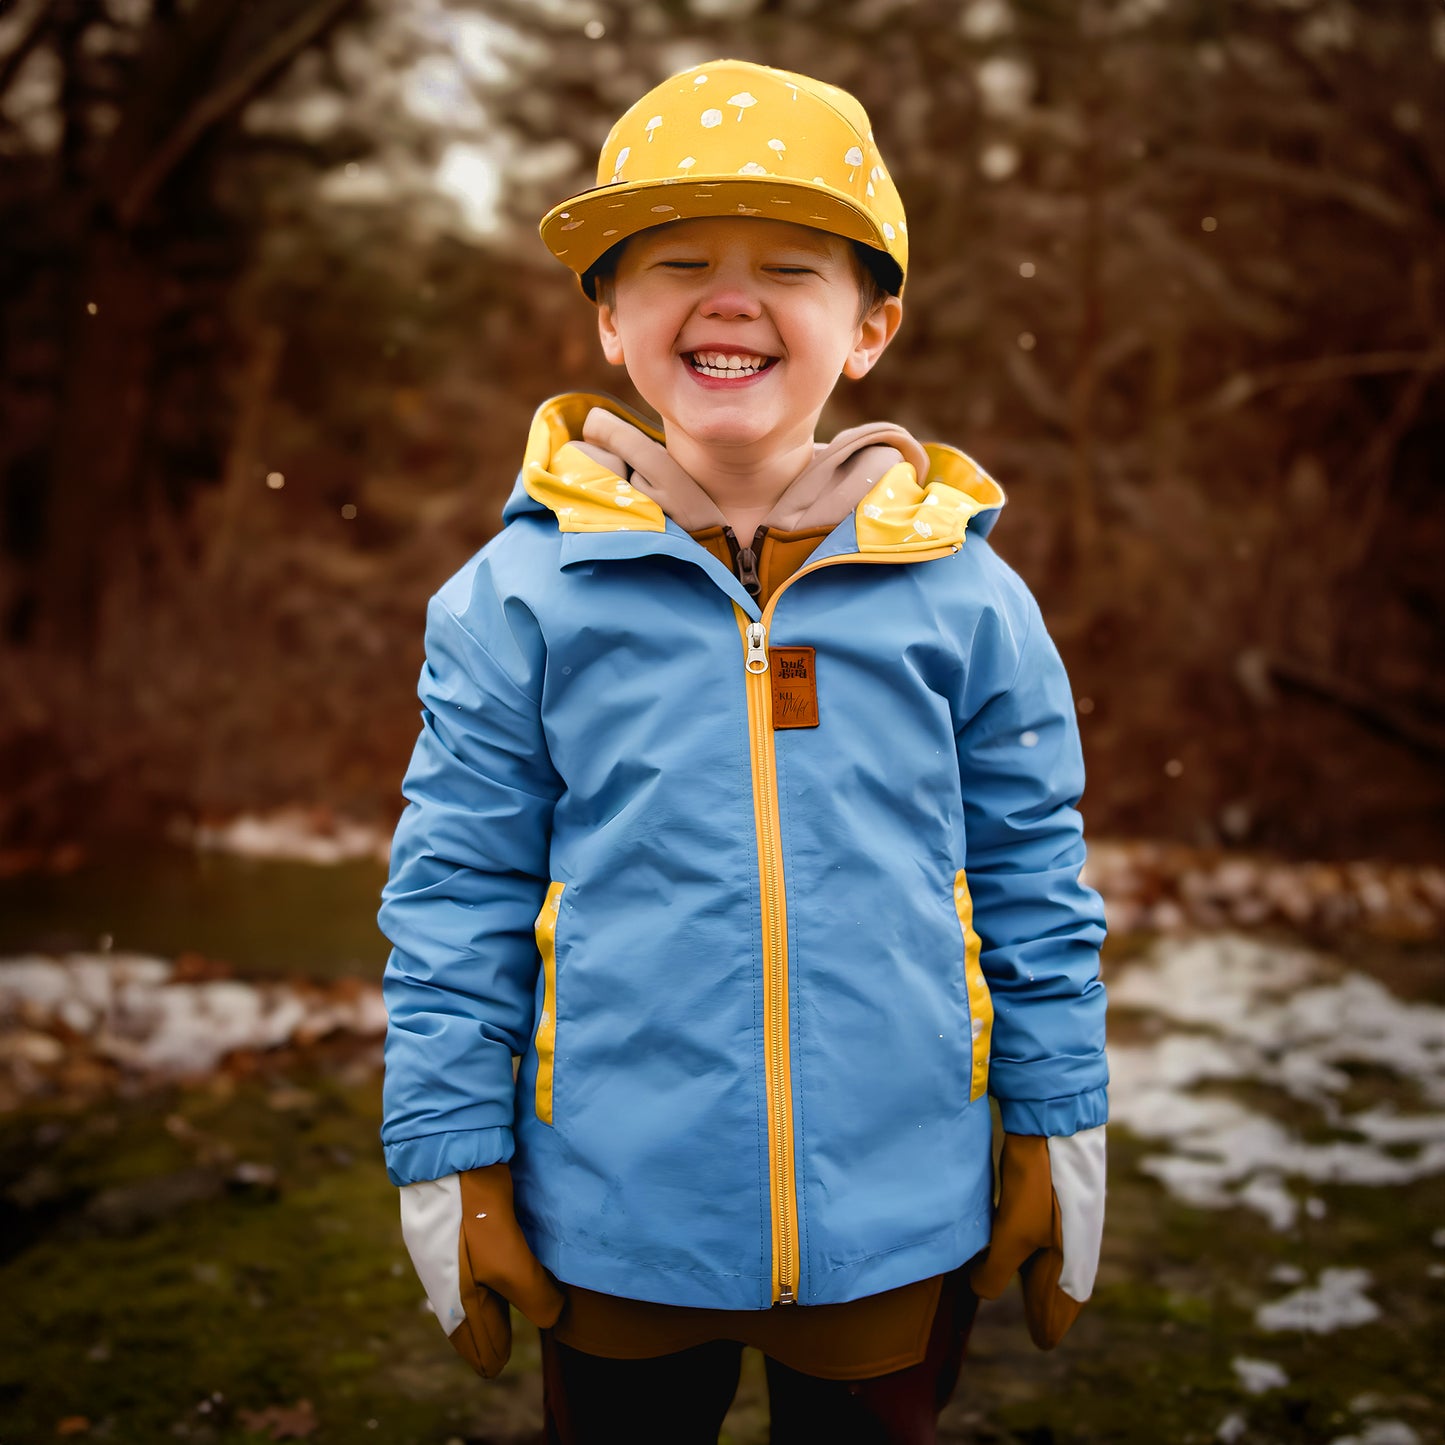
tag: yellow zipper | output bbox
[737,609,797,1305]
[734,542,958,1306]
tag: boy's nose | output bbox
[699,278,762,320]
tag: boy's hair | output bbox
[588,236,892,324]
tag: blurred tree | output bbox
[0,0,358,652]
[0,0,1441,856]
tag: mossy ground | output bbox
[966,1128,1444,1445]
[2,1055,1441,1445]
[0,1056,541,1444]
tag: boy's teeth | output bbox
[690,350,770,377]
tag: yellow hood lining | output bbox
[520,392,1006,548]
[522,393,669,534]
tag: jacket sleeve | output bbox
[379,576,560,1186]
[956,587,1108,1138]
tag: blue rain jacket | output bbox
[381,393,1108,1311]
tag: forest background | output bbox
[2,0,1442,865]
[3,4,1445,1444]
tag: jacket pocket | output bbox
[953,870,993,1101]
[533,881,565,1125]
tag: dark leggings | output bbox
[540,1271,979,1445]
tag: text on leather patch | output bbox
[770,647,818,729]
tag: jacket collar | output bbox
[504,391,1007,554]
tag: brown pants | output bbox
[540,1271,979,1445]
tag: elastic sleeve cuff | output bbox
[383,1125,514,1186]
[995,1086,1108,1137]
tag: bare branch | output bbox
[1004,348,1071,430]
[1266,654,1445,760]
[1187,348,1445,420]
[1174,145,1414,231]
[1255,15,1445,227]
[1337,364,1436,575]
[1125,209,1291,339]
[108,0,359,227]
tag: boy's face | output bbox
[596,217,901,465]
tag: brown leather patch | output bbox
[769,647,819,729]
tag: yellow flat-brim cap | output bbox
[539,59,907,296]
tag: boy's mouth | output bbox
[685,350,777,380]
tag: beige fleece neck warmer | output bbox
[573,406,933,534]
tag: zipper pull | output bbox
[735,545,761,598]
[723,525,762,598]
[745,621,769,674]
[779,1286,796,1306]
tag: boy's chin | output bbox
[661,392,821,441]
[672,412,787,450]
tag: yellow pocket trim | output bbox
[954,870,993,1101]
[533,881,565,1125]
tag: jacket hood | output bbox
[502,392,1006,549]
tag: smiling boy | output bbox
[380,60,1108,1445]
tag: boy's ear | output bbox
[596,297,626,367]
[842,295,903,381]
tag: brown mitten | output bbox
[399,1164,564,1377]
[969,1126,1105,1350]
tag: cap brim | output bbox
[540,174,895,291]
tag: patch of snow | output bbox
[1256,1268,1380,1334]
[1329,1424,1421,1445]
[1232,1356,1288,1395]
[1111,1030,1246,1091]
[1216,1413,1248,1443]
[1109,933,1445,1226]
[101,977,308,1073]
[1346,1108,1445,1146]
[190,811,391,866]
[1235,1175,1299,1232]
[0,953,386,1084]
[1110,933,1317,1027]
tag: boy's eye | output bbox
[658,260,707,271]
[768,266,816,276]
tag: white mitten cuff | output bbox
[399,1173,466,1334]
[1047,1124,1106,1302]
